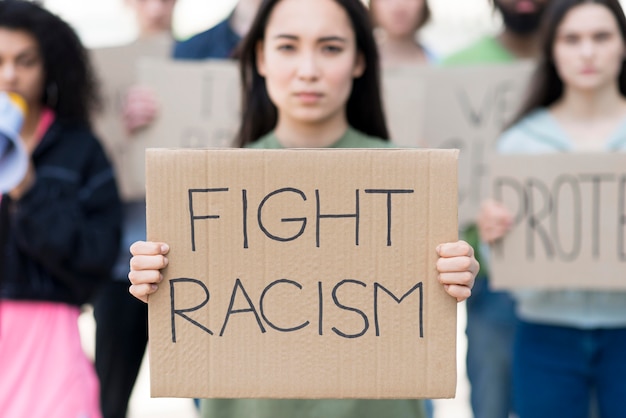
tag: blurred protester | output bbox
[122,0,263,136]
[0,1,122,417]
[173,0,262,60]
[119,0,177,135]
[91,1,176,418]
[127,0,176,38]
[369,0,436,66]
[479,0,626,416]
[444,1,549,418]
[446,0,548,64]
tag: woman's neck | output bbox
[273,116,349,148]
[552,83,626,121]
[138,28,172,40]
[550,84,626,151]
[378,33,426,67]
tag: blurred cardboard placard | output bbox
[419,62,534,227]
[145,148,459,399]
[489,153,626,289]
[91,36,172,200]
[115,58,240,199]
[383,66,430,148]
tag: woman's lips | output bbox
[294,92,323,103]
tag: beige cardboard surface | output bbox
[489,153,626,290]
[120,59,240,199]
[382,66,430,148]
[419,62,534,226]
[91,36,172,200]
[146,148,459,399]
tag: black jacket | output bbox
[0,120,122,306]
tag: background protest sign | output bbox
[382,65,430,148]
[418,62,534,226]
[100,58,241,199]
[489,153,626,290]
[145,148,459,399]
[90,36,172,200]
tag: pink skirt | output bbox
[0,300,101,418]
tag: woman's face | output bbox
[256,0,365,130]
[552,3,625,93]
[371,0,425,38]
[0,29,45,110]
[126,0,176,36]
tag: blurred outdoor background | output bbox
[44,0,501,52]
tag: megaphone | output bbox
[0,92,28,194]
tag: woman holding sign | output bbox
[129,0,477,417]
[478,0,626,416]
[0,1,122,417]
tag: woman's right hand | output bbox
[122,86,159,135]
[128,241,169,303]
[477,199,514,244]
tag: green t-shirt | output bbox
[200,127,425,418]
[443,36,515,66]
[247,126,394,149]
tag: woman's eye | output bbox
[322,45,343,54]
[562,34,579,44]
[277,44,296,52]
[593,32,611,42]
[17,56,38,67]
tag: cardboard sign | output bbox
[90,36,172,200]
[419,62,534,226]
[489,153,626,290]
[382,66,430,148]
[146,148,459,399]
[118,58,241,199]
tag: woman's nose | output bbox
[0,64,17,84]
[296,52,320,81]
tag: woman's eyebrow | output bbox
[14,47,39,58]
[271,34,348,43]
[318,36,347,43]
[273,34,299,40]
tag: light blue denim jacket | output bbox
[494,108,626,328]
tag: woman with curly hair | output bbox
[0,1,122,417]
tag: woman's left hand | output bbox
[436,240,478,302]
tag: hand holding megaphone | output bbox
[0,91,29,194]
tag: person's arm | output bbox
[122,86,159,134]
[10,132,122,302]
[477,199,514,244]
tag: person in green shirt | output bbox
[128,1,479,417]
[445,0,547,65]
[444,1,549,418]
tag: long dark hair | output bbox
[370,0,432,32]
[0,0,101,126]
[511,0,626,125]
[235,0,389,147]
